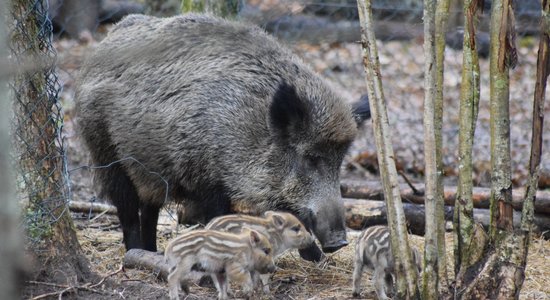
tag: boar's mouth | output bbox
[292,208,349,259]
[321,239,348,253]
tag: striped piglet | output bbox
[164,228,275,300]
[206,211,314,293]
[352,225,421,300]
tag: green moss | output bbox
[518,36,536,49]
[24,205,53,241]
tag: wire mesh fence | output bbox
[9,0,71,247]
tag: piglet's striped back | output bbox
[166,229,249,264]
[356,225,391,269]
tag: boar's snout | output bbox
[299,203,348,254]
[322,239,348,253]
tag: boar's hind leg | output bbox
[102,162,142,250]
[140,202,162,252]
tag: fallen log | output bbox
[343,198,550,238]
[340,179,550,214]
[69,197,550,238]
[123,249,170,281]
[69,200,117,214]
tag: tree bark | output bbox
[489,0,516,238]
[457,0,533,297]
[454,0,482,276]
[10,0,91,286]
[522,0,550,233]
[434,0,451,288]
[514,0,550,295]
[181,0,240,18]
[357,1,419,298]
[421,0,440,296]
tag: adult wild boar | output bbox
[76,14,369,261]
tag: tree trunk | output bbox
[434,0,451,288]
[488,0,516,238]
[421,0,440,297]
[10,0,91,287]
[522,0,550,233]
[454,0,482,276]
[144,0,180,16]
[357,1,419,298]
[515,0,550,294]
[456,0,536,297]
[181,0,240,18]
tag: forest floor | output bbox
[23,22,550,299]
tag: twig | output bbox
[347,159,371,177]
[90,209,111,222]
[27,280,109,299]
[398,170,423,195]
[89,265,125,288]
[121,278,148,284]
[31,286,73,300]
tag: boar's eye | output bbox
[263,247,271,255]
[305,154,321,168]
[291,225,301,233]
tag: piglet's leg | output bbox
[258,272,271,294]
[167,267,179,300]
[352,258,365,297]
[373,267,390,300]
[212,272,229,300]
[227,263,254,299]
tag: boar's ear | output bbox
[269,82,310,140]
[249,229,262,246]
[352,94,371,126]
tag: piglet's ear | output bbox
[269,82,310,140]
[249,229,262,246]
[271,214,285,230]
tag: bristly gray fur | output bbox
[75,13,363,257]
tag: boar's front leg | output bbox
[139,202,162,252]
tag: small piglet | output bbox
[206,211,314,292]
[352,225,421,299]
[164,228,275,300]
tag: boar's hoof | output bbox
[322,239,348,253]
[298,242,324,262]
